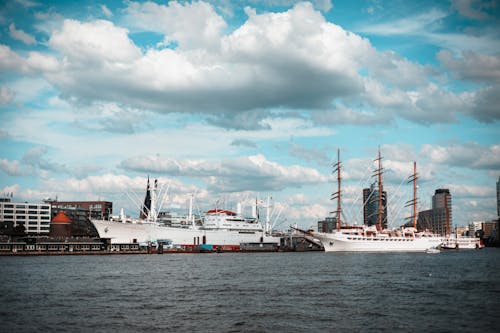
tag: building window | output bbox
[28,210,37,214]
[28,216,38,220]
[28,205,38,209]
[15,210,26,214]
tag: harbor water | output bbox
[1,249,500,332]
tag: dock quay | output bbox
[0,235,323,256]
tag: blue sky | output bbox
[0,0,498,228]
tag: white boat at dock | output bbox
[310,148,442,252]
[91,178,280,250]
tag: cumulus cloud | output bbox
[32,3,370,117]
[0,159,25,176]
[437,50,500,83]
[49,19,141,64]
[119,154,328,192]
[0,44,59,74]
[0,2,482,127]
[9,23,36,45]
[124,1,226,50]
[447,184,496,198]
[421,142,500,170]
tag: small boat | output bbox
[426,247,441,254]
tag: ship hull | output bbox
[91,219,280,247]
[312,232,442,252]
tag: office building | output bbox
[362,183,387,229]
[0,198,51,235]
[417,189,453,236]
[46,200,113,220]
[317,216,337,233]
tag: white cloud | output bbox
[437,50,500,83]
[0,159,25,176]
[49,19,141,64]
[1,3,482,127]
[0,44,28,72]
[447,184,496,198]
[0,86,15,105]
[119,154,328,192]
[9,23,36,45]
[421,142,500,170]
[123,1,226,50]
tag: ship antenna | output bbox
[331,148,342,231]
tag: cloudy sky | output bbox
[0,0,499,229]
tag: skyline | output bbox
[0,0,499,228]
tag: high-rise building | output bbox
[417,189,453,236]
[496,176,499,218]
[362,182,387,229]
[433,189,452,232]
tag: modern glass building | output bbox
[362,182,387,229]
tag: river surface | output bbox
[1,249,500,332]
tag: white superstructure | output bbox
[312,226,442,252]
[90,180,280,248]
[442,235,484,250]
[92,209,280,247]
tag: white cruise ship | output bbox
[312,226,442,252]
[91,179,280,250]
[310,148,442,252]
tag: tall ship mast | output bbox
[405,161,418,229]
[331,148,342,230]
[309,147,443,252]
[374,146,384,232]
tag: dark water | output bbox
[1,249,500,332]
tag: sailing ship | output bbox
[311,148,442,252]
[90,178,281,250]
